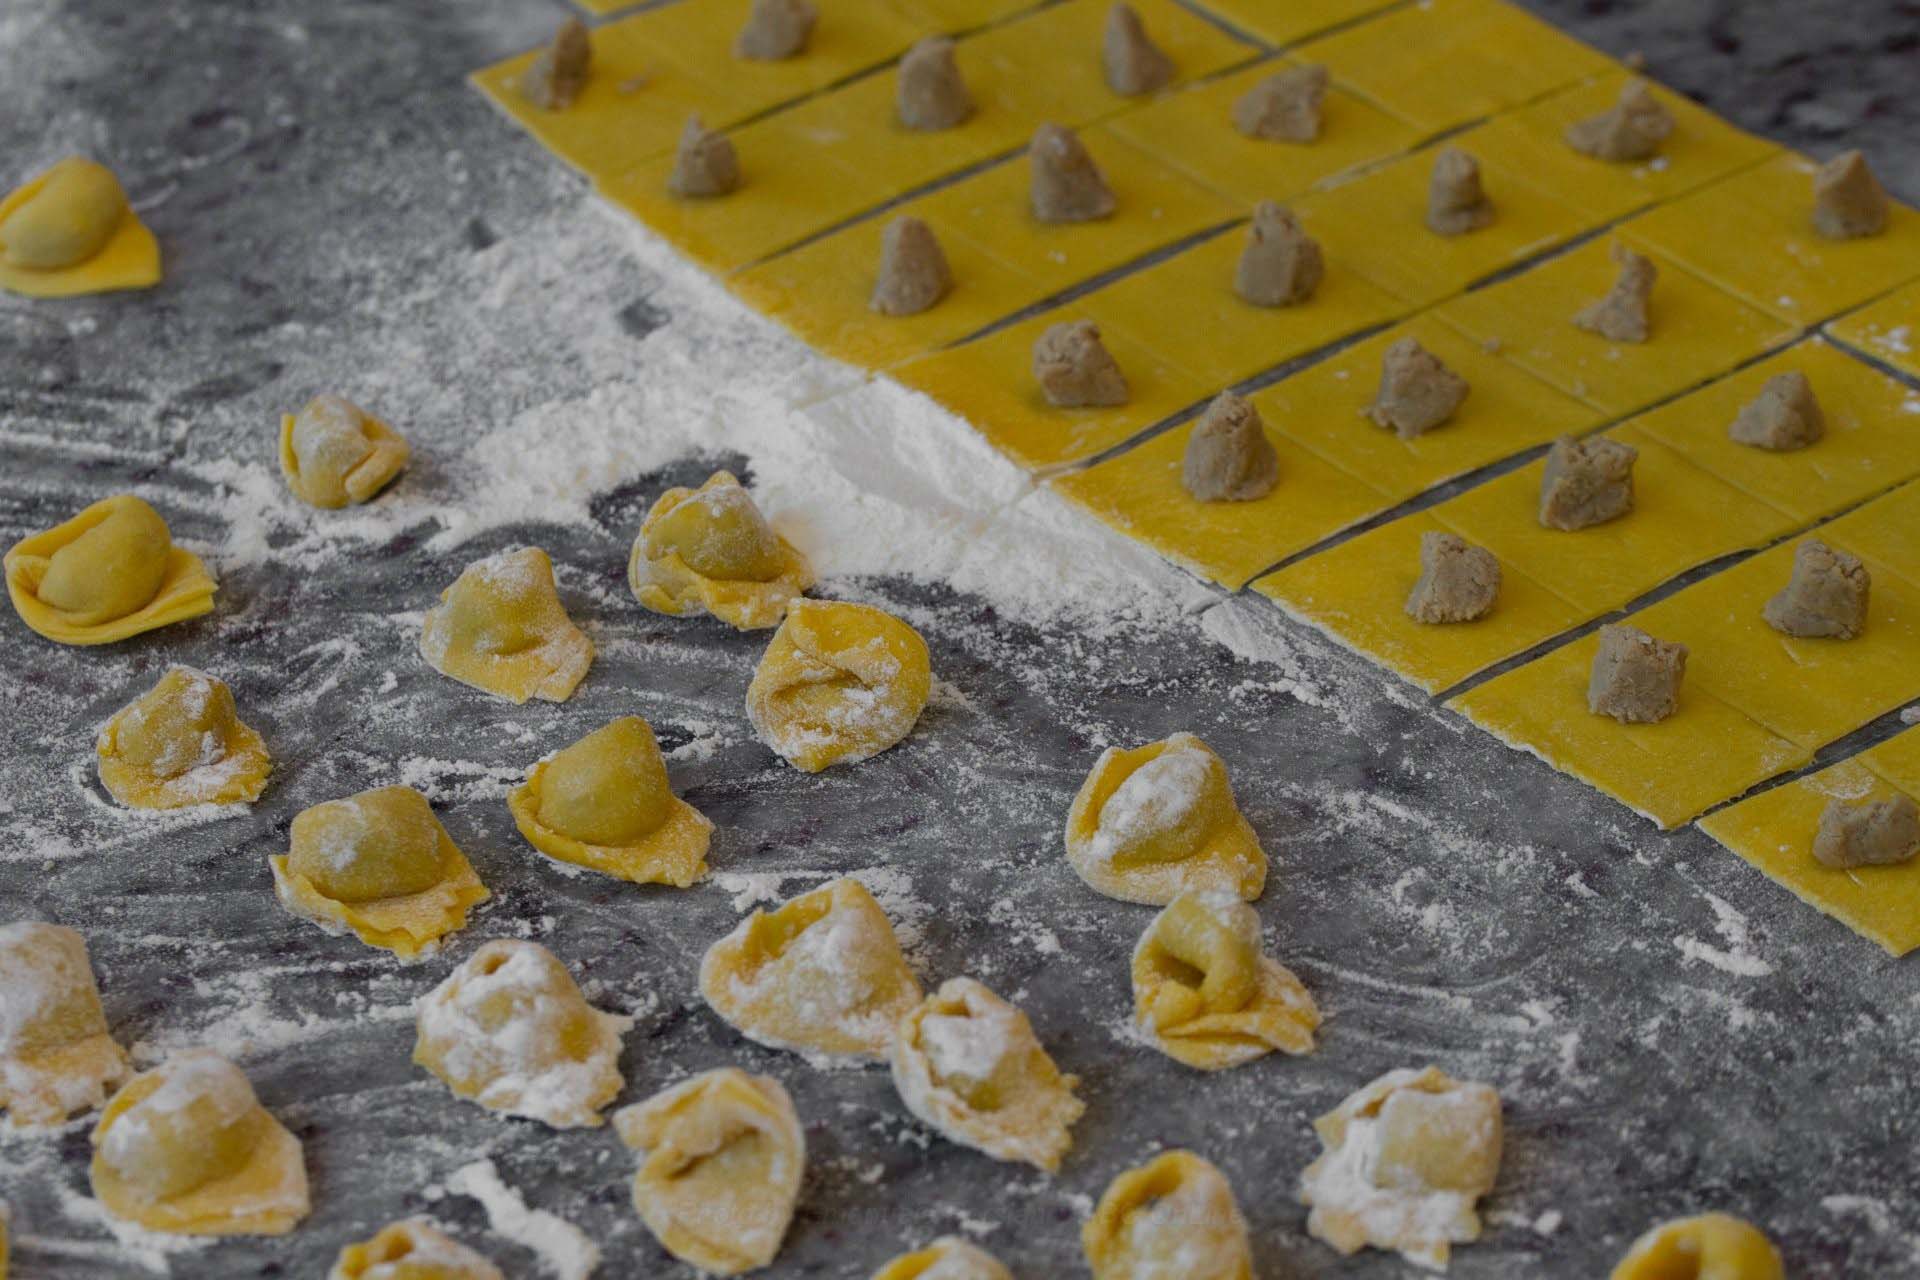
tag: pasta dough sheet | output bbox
[1826,279,1920,380]
[884,0,1049,30]
[1818,480,1920,583]
[607,0,926,106]
[1188,0,1399,47]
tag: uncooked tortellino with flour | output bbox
[0,156,160,299]
[1610,1213,1784,1280]
[1065,732,1267,905]
[418,547,593,704]
[414,939,631,1129]
[3,494,215,645]
[507,716,713,887]
[329,1217,505,1280]
[872,1236,1013,1280]
[630,471,814,630]
[700,876,922,1062]
[615,1067,805,1276]
[890,977,1083,1172]
[746,598,932,772]
[1299,1065,1504,1271]
[270,785,490,959]
[1083,1150,1253,1280]
[96,666,271,809]
[280,394,410,509]
[90,1050,310,1236]
[1132,890,1318,1070]
[0,922,132,1127]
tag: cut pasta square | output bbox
[1186,0,1401,47]
[1827,280,1920,380]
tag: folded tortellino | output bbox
[0,922,132,1127]
[1300,1065,1504,1271]
[700,877,922,1062]
[90,1050,310,1236]
[890,977,1083,1172]
[615,1066,805,1276]
[4,494,215,645]
[0,156,160,299]
[329,1217,505,1280]
[95,666,271,810]
[280,394,410,509]
[630,471,814,630]
[872,1236,1013,1280]
[507,716,713,887]
[1132,890,1318,1071]
[1083,1150,1253,1280]
[746,598,932,773]
[1065,732,1267,906]
[418,547,593,704]
[1611,1213,1784,1280]
[414,939,631,1129]
[269,785,489,959]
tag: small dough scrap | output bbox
[279,393,410,509]
[1083,1150,1252,1280]
[4,494,216,646]
[1564,78,1675,162]
[1064,731,1267,905]
[1234,199,1322,307]
[509,716,714,886]
[872,1236,1013,1280]
[1183,391,1278,502]
[1587,623,1687,725]
[746,598,932,772]
[1033,319,1129,408]
[629,470,814,630]
[1103,3,1174,97]
[1426,147,1494,236]
[1232,64,1327,144]
[735,0,817,61]
[1030,123,1117,224]
[871,216,953,317]
[270,785,490,959]
[898,36,972,131]
[669,115,741,199]
[414,939,631,1129]
[701,877,922,1062]
[1763,538,1867,639]
[520,18,590,111]
[0,922,132,1127]
[1405,531,1500,625]
[1813,793,1919,870]
[1132,890,1318,1071]
[1538,434,1637,531]
[1610,1213,1784,1280]
[1367,336,1469,439]
[96,666,271,810]
[1300,1066,1503,1271]
[90,1051,309,1237]
[0,157,160,298]
[1728,370,1824,451]
[615,1067,805,1276]
[1813,149,1888,240]
[330,1218,505,1280]
[891,977,1083,1172]
[1573,242,1657,343]
[419,546,593,704]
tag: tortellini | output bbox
[3,494,216,645]
[1083,1150,1253,1280]
[1132,891,1318,1071]
[890,977,1083,1172]
[329,1218,505,1280]
[615,1066,805,1276]
[507,716,713,887]
[0,156,160,298]
[630,471,814,630]
[1299,1066,1504,1271]
[700,876,922,1062]
[270,785,490,959]
[0,922,131,1126]
[95,666,271,809]
[872,1236,1013,1280]
[418,547,593,704]
[90,1050,310,1236]
[746,598,932,773]
[1065,732,1267,906]
[279,394,410,509]
[413,939,631,1129]
[1611,1213,1784,1280]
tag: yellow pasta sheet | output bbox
[1818,480,1920,583]
[605,0,926,105]
[1188,0,1399,47]
[1826,280,1920,380]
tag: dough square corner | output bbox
[1816,479,1920,593]
[1188,0,1401,47]
[1826,278,1920,380]
[884,0,1049,29]
[639,0,926,106]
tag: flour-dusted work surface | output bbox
[5,1,1920,1277]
